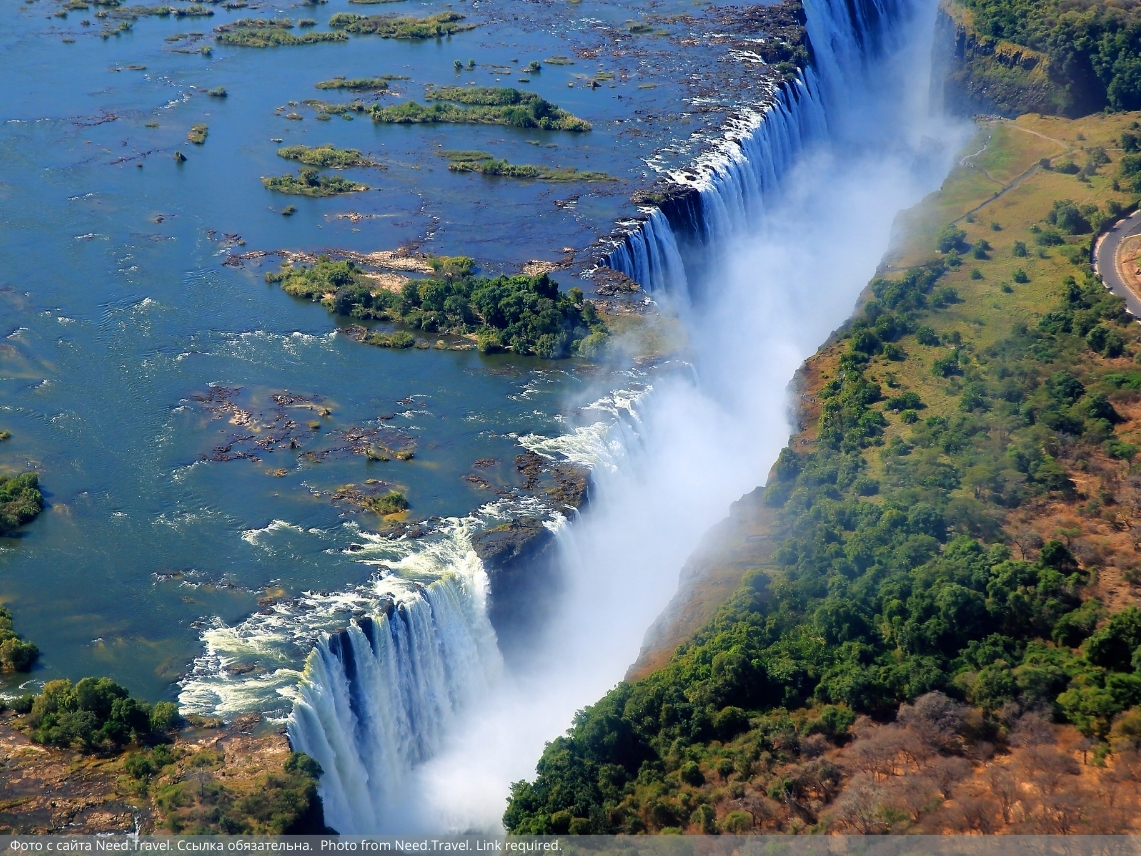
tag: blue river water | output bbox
[0,0,712,700]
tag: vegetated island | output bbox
[362,490,409,515]
[266,256,608,358]
[61,1,215,20]
[504,111,1141,834]
[0,472,44,538]
[438,149,616,182]
[326,11,474,38]
[262,168,368,197]
[214,18,346,47]
[372,87,591,132]
[315,75,406,91]
[299,99,370,120]
[277,144,377,168]
[943,0,1141,116]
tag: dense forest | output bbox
[951,0,1141,115]
[505,118,1141,833]
[267,258,609,358]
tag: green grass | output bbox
[186,123,207,144]
[276,144,375,168]
[326,10,474,38]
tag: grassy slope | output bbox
[507,110,1141,835]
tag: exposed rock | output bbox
[472,517,560,658]
[936,2,1078,117]
[591,267,641,297]
[515,450,590,508]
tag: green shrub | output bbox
[0,473,44,535]
[24,677,175,753]
[937,224,966,253]
[273,258,605,359]
[262,168,367,197]
[364,491,408,515]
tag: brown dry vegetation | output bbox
[0,713,321,834]
[689,692,1141,834]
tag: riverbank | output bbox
[0,713,323,834]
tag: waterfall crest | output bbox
[603,0,913,297]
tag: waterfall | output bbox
[268,0,942,833]
[602,0,913,297]
[606,209,689,297]
[287,574,500,834]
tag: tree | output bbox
[938,225,967,253]
[1085,607,1141,671]
[0,473,44,535]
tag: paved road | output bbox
[1094,208,1141,318]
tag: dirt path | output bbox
[952,119,1069,225]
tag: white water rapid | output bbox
[273,0,970,833]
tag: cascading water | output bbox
[288,574,500,834]
[603,0,912,298]
[225,0,964,833]
[605,72,829,295]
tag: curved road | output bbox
[1094,209,1141,318]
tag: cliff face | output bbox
[471,452,591,661]
[934,0,1132,119]
[936,0,1069,117]
[626,106,1141,710]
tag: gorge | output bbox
[278,0,966,833]
[6,0,1137,834]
